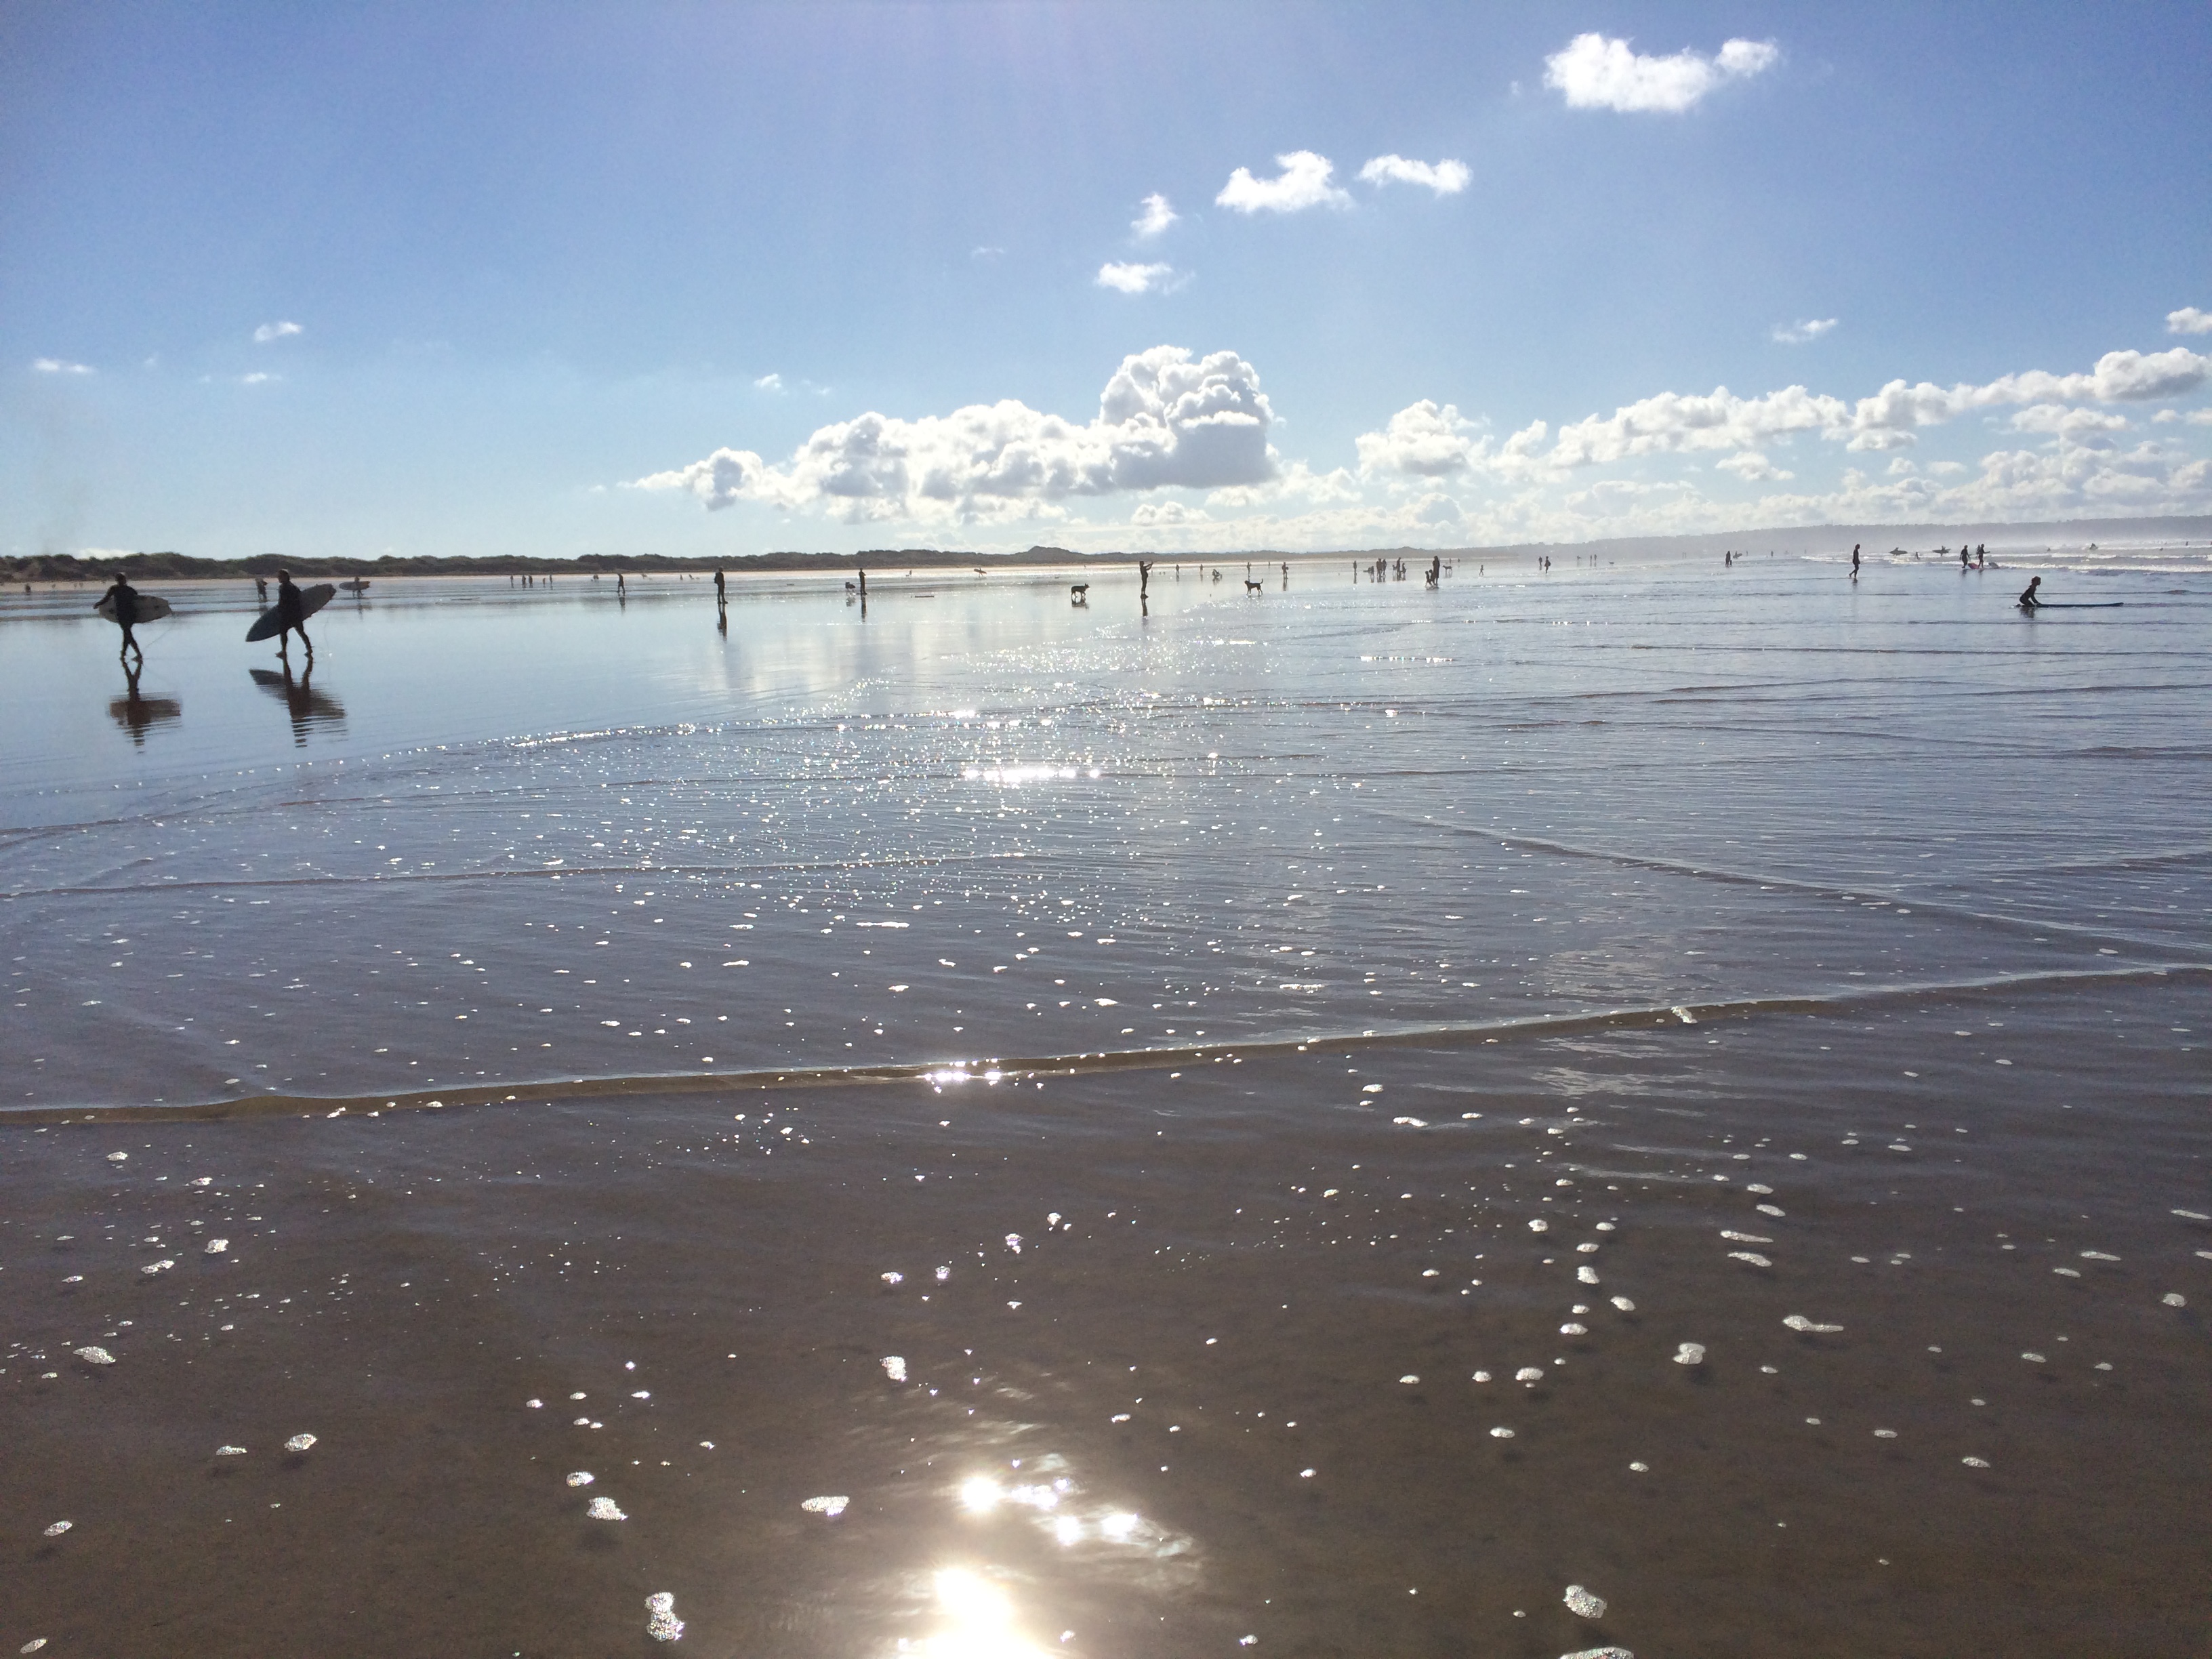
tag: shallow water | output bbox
[3,553,2209,1656]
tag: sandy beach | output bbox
[4,554,2209,1656]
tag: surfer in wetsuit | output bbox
[2018,575,2042,611]
[714,567,726,609]
[1850,544,1861,579]
[273,567,314,660]
[100,574,145,661]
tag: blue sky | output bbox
[4,1,2209,560]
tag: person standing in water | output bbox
[714,567,726,608]
[272,567,314,660]
[100,573,145,662]
[2018,575,2043,611]
[1850,544,1862,579]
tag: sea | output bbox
[2,547,2207,1657]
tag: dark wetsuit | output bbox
[102,580,143,657]
[275,577,312,655]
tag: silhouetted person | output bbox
[272,568,312,661]
[1961,546,1971,570]
[1850,544,1861,579]
[1426,555,1440,587]
[714,567,726,607]
[2018,575,2042,611]
[100,574,145,661]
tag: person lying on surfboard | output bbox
[99,574,145,662]
[2018,575,2042,611]
[274,568,314,660]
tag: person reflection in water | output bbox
[250,661,345,745]
[108,659,181,748]
[99,573,146,662]
[273,568,313,661]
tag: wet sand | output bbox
[4,556,2209,1654]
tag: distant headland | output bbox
[9,514,2209,583]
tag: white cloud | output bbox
[1845,346,2210,445]
[1549,384,1849,467]
[2168,307,2212,335]
[1544,33,1780,114]
[1357,155,1471,196]
[636,345,1276,525]
[239,371,278,385]
[1215,150,1350,214]
[1340,339,2212,534]
[1132,193,1178,239]
[970,245,1004,261]
[754,373,784,392]
[2009,403,2129,436]
[1771,318,1837,345]
[1715,451,1794,481]
[1097,261,1179,295]
[31,357,93,374]
[1131,500,1210,526]
[253,320,304,343]
[1356,400,1486,477]
[1206,459,1359,509]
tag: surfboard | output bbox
[2028,602,2124,609]
[245,583,336,642]
[340,579,371,594]
[95,592,173,624]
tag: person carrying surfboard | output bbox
[2018,575,2042,611]
[274,568,314,660]
[99,574,145,662]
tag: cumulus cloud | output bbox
[1097,261,1179,295]
[1349,342,2211,504]
[1715,451,1795,481]
[1843,347,2209,446]
[1207,459,1360,509]
[253,320,303,343]
[2009,404,2129,436]
[754,372,784,392]
[1357,155,1471,195]
[636,345,1276,525]
[1131,499,1210,526]
[1132,193,1178,239]
[1544,33,1780,113]
[1356,400,1486,477]
[1772,318,1837,345]
[1549,384,1849,467]
[2168,307,2212,335]
[1216,150,1350,213]
[31,357,93,374]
